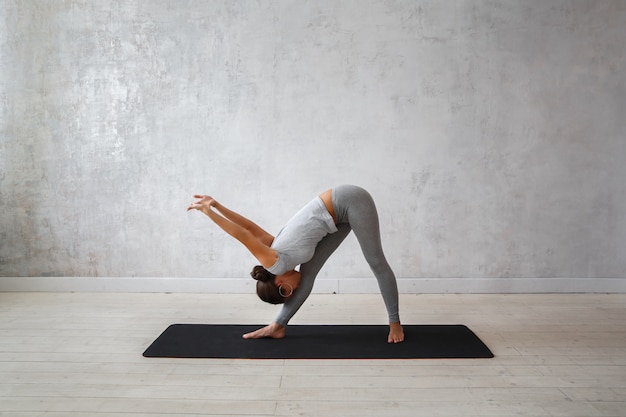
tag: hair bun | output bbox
[250,265,275,282]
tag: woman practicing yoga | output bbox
[187,185,404,343]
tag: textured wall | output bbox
[1,1,625,290]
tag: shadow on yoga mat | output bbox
[143,324,494,359]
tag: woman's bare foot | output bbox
[242,322,286,339]
[388,322,404,343]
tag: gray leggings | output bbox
[275,185,400,326]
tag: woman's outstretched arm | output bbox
[210,201,274,246]
[188,195,277,268]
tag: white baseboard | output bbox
[1,277,624,293]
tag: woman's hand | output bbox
[187,195,217,212]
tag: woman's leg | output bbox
[332,186,400,324]
[242,224,352,339]
[274,223,352,326]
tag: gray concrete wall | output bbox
[1,1,625,292]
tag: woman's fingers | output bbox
[191,195,215,204]
[188,195,216,212]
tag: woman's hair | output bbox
[250,265,285,304]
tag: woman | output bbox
[187,185,404,343]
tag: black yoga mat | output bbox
[143,324,493,359]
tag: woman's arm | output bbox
[188,196,277,268]
[211,201,274,246]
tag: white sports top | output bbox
[267,196,337,275]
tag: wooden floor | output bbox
[0,292,625,417]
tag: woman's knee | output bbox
[366,254,391,275]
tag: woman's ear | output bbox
[276,270,301,290]
[274,271,295,287]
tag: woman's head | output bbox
[250,265,300,304]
